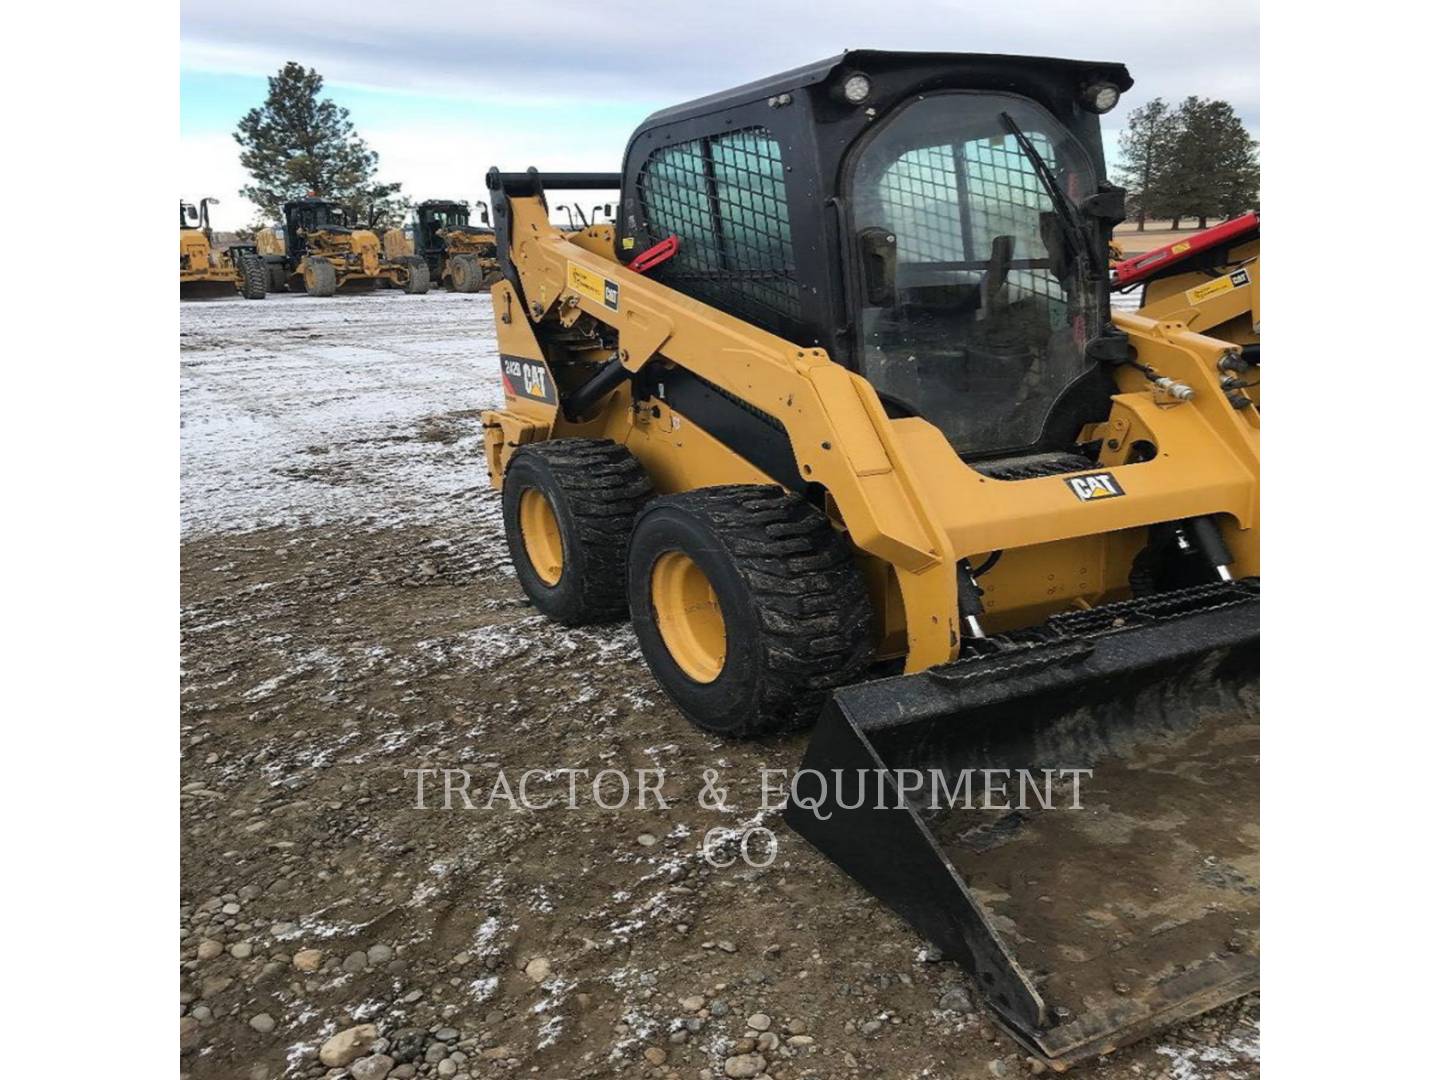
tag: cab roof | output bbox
[639,49,1133,130]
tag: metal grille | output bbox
[877,131,1065,313]
[962,132,1063,307]
[637,128,801,327]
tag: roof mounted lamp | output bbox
[1080,80,1121,114]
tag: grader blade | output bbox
[784,582,1259,1069]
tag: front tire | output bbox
[627,486,873,737]
[401,256,430,295]
[303,256,337,297]
[449,255,483,293]
[501,440,653,625]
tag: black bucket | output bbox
[783,581,1259,1068]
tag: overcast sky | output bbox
[180,0,1259,230]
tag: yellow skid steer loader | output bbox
[481,51,1258,1069]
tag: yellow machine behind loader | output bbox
[384,200,502,292]
[481,51,1259,1069]
[179,198,266,300]
[260,197,429,296]
[1115,213,1259,407]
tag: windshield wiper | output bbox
[997,111,1096,272]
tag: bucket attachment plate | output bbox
[784,581,1259,1068]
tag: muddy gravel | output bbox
[180,289,1258,1079]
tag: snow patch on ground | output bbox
[181,291,502,538]
[1154,1024,1260,1080]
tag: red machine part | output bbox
[1113,212,1259,287]
[628,235,680,273]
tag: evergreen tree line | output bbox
[1116,97,1259,231]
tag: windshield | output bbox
[296,203,349,229]
[847,92,1102,457]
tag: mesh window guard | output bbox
[637,128,801,327]
[878,131,1065,311]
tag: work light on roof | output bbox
[1082,81,1121,114]
[840,72,872,105]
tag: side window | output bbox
[637,127,800,329]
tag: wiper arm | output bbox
[997,111,1095,271]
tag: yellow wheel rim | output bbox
[519,489,564,586]
[651,551,726,683]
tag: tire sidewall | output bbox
[628,505,765,735]
[502,454,588,624]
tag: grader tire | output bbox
[502,439,653,625]
[303,257,337,297]
[450,255,483,293]
[627,485,874,737]
[239,256,268,300]
[401,256,430,295]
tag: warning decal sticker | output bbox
[1185,267,1251,306]
[567,262,620,310]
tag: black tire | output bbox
[628,485,873,737]
[449,255,483,293]
[304,256,337,297]
[401,256,430,295]
[502,439,653,625]
[238,256,267,300]
[265,258,288,293]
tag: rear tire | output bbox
[303,257,337,297]
[264,257,288,293]
[238,256,267,300]
[401,256,430,295]
[627,485,873,737]
[502,440,653,625]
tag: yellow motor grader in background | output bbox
[257,197,429,296]
[179,199,266,300]
[481,51,1258,1069]
[383,200,502,293]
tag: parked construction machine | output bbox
[482,51,1259,1069]
[179,199,266,300]
[257,197,429,296]
[1115,213,1259,406]
[383,200,501,293]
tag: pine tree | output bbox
[233,62,407,226]
[1215,120,1260,220]
[1116,99,1178,232]
[1145,97,1258,228]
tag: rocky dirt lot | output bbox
[179,290,1257,1080]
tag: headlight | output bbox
[831,71,872,106]
[1081,81,1121,114]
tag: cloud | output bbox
[182,0,1258,119]
[182,0,1258,229]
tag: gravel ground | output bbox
[179,289,1258,1080]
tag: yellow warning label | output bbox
[1185,268,1250,306]
[621,236,635,250]
[566,262,619,310]
[1170,240,1192,255]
